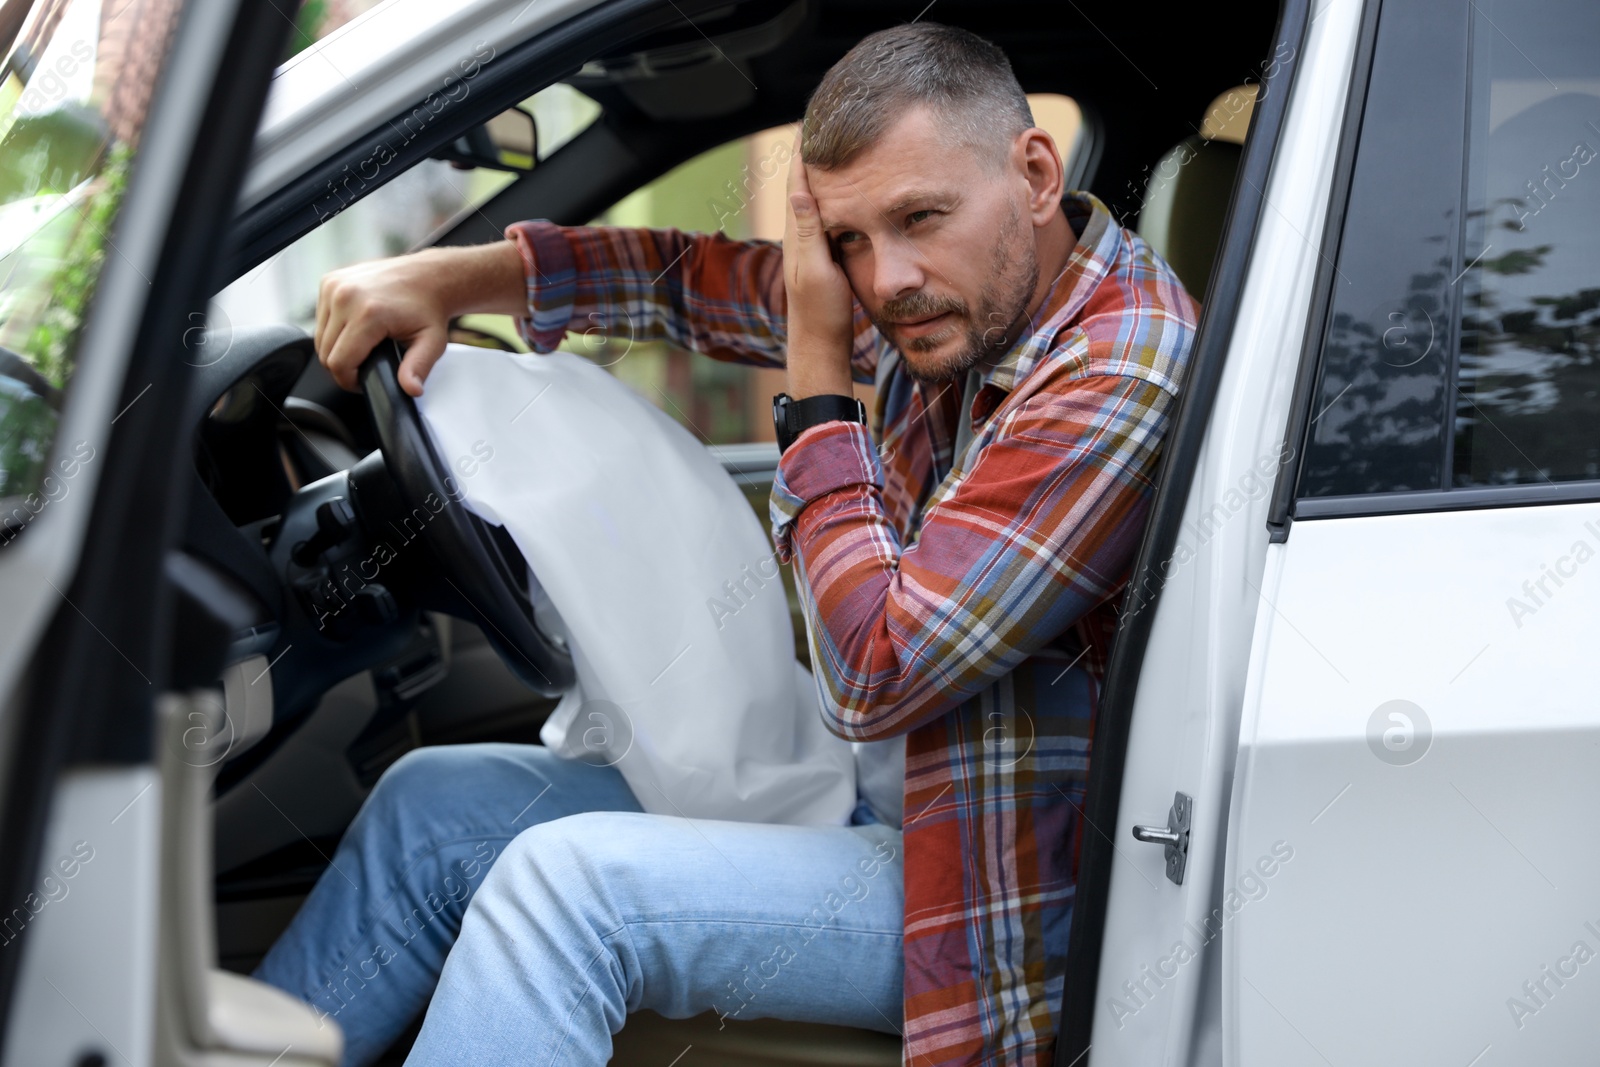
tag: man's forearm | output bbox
[506,220,795,370]
[413,239,529,319]
[785,338,855,398]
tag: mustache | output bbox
[877,291,967,323]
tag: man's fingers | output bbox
[314,275,332,361]
[789,190,823,241]
[786,189,837,299]
[322,317,386,393]
[785,135,820,231]
[316,306,346,384]
[398,326,448,398]
[315,276,359,380]
[789,131,813,199]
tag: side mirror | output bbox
[432,105,538,173]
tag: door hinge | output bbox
[1131,791,1191,885]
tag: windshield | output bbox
[215,81,600,335]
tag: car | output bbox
[2,0,1597,1064]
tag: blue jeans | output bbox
[253,743,904,1066]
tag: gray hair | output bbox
[801,23,1034,171]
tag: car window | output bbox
[214,82,600,333]
[1296,0,1600,500]
[281,0,389,59]
[1295,0,1465,498]
[584,95,1084,447]
[1454,0,1600,486]
[0,0,185,533]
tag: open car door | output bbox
[1068,2,1600,1067]
[0,1,296,1063]
[1226,0,1600,1062]
[1051,0,1341,1060]
[1068,0,1600,1063]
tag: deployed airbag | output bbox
[417,346,857,825]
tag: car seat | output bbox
[1136,134,1244,302]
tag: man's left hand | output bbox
[782,131,856,399]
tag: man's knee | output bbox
[368,745,465,807]
[357,744,503,843]
[476,811,655,915]
[507,810,651,870]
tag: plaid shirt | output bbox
[507,192,1197,1067]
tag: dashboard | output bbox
[182,325,432,788]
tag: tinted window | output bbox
[1,0,184,531]
[1297,0,1467,497]
[1298,0,1600,499]
[1454,0,1600,485]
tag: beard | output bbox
[870,200,1039,385]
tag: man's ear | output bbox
[1017,128,1065,228]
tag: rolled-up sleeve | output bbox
[769,420,884,563]
[504,220,884,382]
[771,365,1174,743]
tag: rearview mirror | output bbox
[432,105,538,173]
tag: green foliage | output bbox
[1482,246,1551,277]
[0,387,58,501]
[284,0,329,61]
[22,141,131,389]
[0,107,107,207]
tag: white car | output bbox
[1,0,1595,1064]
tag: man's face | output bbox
[807,105,1039,384]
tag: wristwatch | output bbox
[772,392,867,454]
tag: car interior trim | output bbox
[1294,479,1600,520]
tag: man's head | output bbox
[800,24,1068,384]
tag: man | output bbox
[262,21,1197,1067]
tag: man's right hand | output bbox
[314,239,528,397]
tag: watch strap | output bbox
[775,393,866,453]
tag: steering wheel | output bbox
[354,340,575,696]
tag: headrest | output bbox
[1136,135,1243,300]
